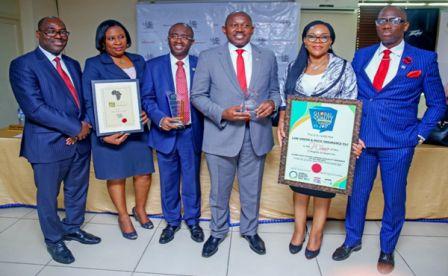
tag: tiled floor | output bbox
[1,207,447,276]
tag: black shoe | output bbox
[202,236,223,257]
[159,224,180,244]
[332,244,362,261]
[188,224,204,243]
[46,241,75,264]
[289,238,305,254]
[305,247,320,259]
[242,234,266,255]
[118,217,138,240]
[132,207,154,229]
[289,225,307,254]
[378,251,394,265]
[64,229,101,244]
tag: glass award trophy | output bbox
[241,88,259,120]
[166,92,185,129]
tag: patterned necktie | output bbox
[236,49,248,95]
[372,49,392,92]
[54,57,80,108]
[175,60,190,124]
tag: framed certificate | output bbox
[278,96,362,195]
[92,79,143,136]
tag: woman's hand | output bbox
[276,110,286,148]
[140,111,149,125]
[352,139,366,158]
[102,133,130,145]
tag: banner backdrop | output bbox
[136,2,300,84]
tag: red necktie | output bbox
[54,57,80,108]
[175,60,190,124]
[372,49,392,92]
[236,49,248,95]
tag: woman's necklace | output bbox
[113,56,126,65]
[308,55,329,71]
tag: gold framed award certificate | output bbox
[91,79,143,136]
[278,97,362,195]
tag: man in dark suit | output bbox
[9,17,100,264]
[141,23,204,244]
[191,12,280,257]
[332,6,446,273]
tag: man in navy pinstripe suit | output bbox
[9,17,100,264]
[332,6,446,272]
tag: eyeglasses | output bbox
[305,35,330,43]
[39,29,70,37]
[375,17,406,26]
[168,34,193,41]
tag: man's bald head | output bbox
[378,6,407,22]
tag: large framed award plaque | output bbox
[92,79,143,137]
[278,97,362,195]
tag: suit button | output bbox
[369,98,373,102]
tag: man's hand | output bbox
[276,110,286,148]
[76,121,91,140]
[222,105,250,121]
[66,137,77,145]
[102,133,130,145]
[255,100,275,118]
[141,111,149,125]
[160,117,181,131]
[352,139,366,159]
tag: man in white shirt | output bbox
[191,11,280,257]
[141,23,204,245]
[9,16,100,265]
[332,6,446,273]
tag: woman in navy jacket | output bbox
[83,20,154,239]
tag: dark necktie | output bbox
[372,49,392,92]
[54,57,80,108]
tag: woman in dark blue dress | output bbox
[83,20,155,240]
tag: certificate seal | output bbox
[311,163,322,173]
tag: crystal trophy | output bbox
[166,92,185,129]
[241,88,259,120]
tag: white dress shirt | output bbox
[39,46,74,84]
[228,42,252,88]
[365,40,405,88]
[168,54,191,125]
[170,53,191,95]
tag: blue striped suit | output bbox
[344,43,446,253]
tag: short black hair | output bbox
[37,16,62,30]
[95,19,131,52]
[224,11,252,26]
[168,23,194,39]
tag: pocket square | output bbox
[407,70,422,78]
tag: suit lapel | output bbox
[35,49,80,111]
[189,55,197,91]
[63,56,83,112]
[360,44,379,88]
[163,54,175,94]
[249,44,261,93]
[378,43,413,93]
[100,52,130,80]
[218,44,241,93]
